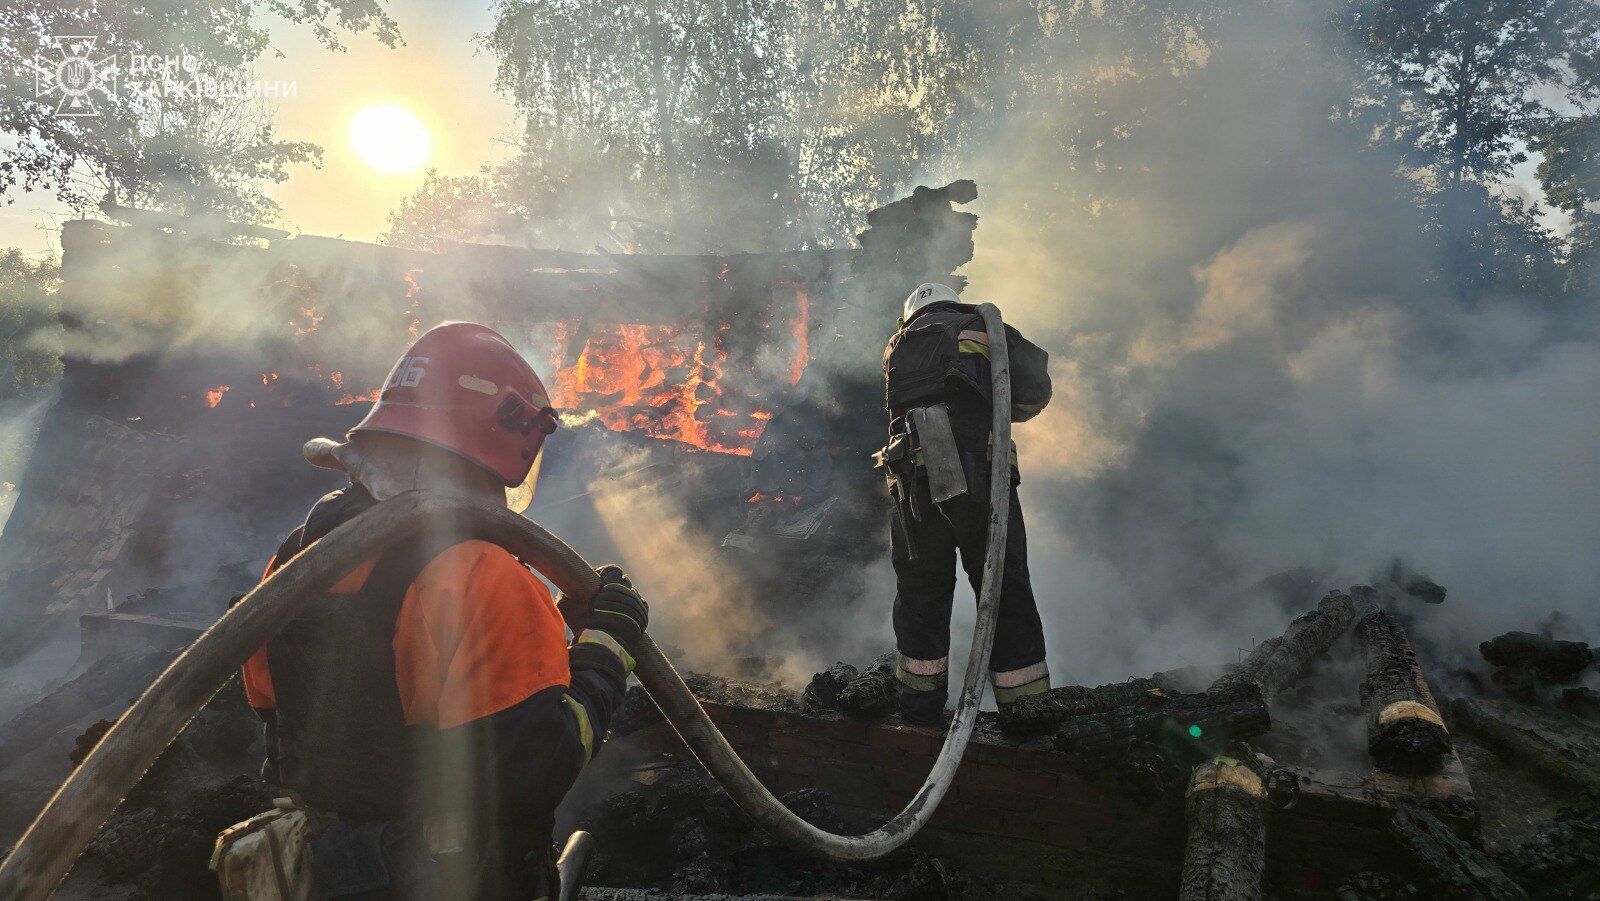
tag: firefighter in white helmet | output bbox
[875,282,1054,726]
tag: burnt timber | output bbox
[1208,590,1355,699]
[1387,808,1528,900]
[1354,589,1452,775]
[1179,758,1267,901]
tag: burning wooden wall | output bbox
[0,181,980,655]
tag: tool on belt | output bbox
[210,799,316,901]
[874,402,971,562]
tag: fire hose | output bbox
[0,304,1013,897]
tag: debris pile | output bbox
[833,653,897,718]
[1497,794,1600,899]
[69,679,269,899]
[1480,631,1597,703]
[580,765,1004,900]
[1386,808,1527,901]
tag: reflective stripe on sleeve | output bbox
[578,630,636,673]
[561,694,596,763]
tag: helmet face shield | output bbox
[504,446,542,513]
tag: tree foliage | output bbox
[1346,0,1600,188]
[383,170,509,253]
[0,1,400,223]
[0,251,61,402]
[484,0,798,250]
[382,0,1600,306]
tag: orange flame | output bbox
[337,388,381,406]
[402,267,424,336]
[549,283,812,454]
[786,284,810,386]
[204,385,230,408]
[290,306,323,336]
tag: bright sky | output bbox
[0,1,516,257]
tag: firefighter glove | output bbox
[577,578,649,672]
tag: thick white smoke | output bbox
[951,0,1600,683]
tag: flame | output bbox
[204,385,230,408]
[545,281,814,453]
[337,388,381,406]
[746,492,804,505]
[291,306,323,335]
[786,284,810,386]
[402,267,424,336]
[550,325,746,454]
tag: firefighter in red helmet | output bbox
[238,322,645,900]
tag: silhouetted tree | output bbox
[0,1,399,222]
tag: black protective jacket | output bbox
[882,301,1052,457]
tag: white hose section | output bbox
[638,302,1013,860]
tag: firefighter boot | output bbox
[895,678,947,727]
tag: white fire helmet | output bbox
[902,282,961,321]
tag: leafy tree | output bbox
[1346,0,1600,188]
[0,250,61,402]
[0,1,399,222]
[1532,114,1600,294]
[1342,0,1598,297]
[383,170,510,252]
[483,0,800,251]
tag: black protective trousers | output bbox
[890,470,1048,692]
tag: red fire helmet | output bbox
[350,322,558,486]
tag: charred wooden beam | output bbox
[1179,758,1267,901]
[1208,590,1356,698]
[1014,594,1351,739]
[1387,808,1528,900]
[1354,592,1451,775]
[1450,697,1600,793]
[997,677,1162,736]
[1053,684,1271,769]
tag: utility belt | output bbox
[874,404,1017,560]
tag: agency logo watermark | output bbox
[32,36,298,118]
[35,35,116,117]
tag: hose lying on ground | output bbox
[0,304,1013,897]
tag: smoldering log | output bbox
[1015,594,1349,739]
[1053,684,1271,768]
[1387,808,1528,900]
[1450,697,1600,794]
[1179,758,1266,901]
[998,677,1162,736]
[1354,596,1451,775]
[1208,590,1356,698]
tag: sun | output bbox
[349,103,431,174]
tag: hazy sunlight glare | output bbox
[349,103,431,174]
